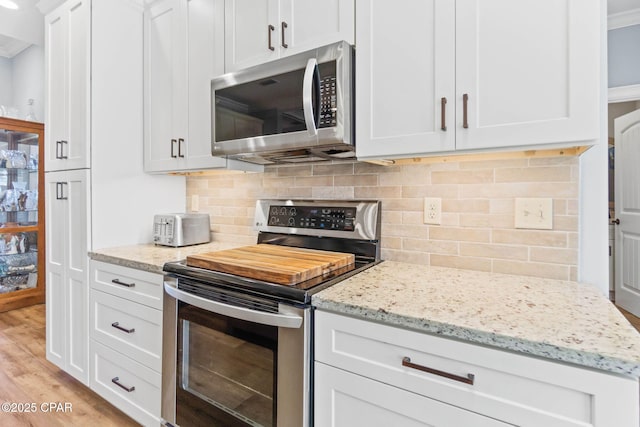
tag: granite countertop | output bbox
[312,260,640,377]
[89,241,241,274]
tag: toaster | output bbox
[153,213,210,247]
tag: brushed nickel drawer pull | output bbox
[462,93,469,129]
[111,377,135,392]
[441,97,447,131]
[402,356,475,385]
[111,278,135,288]
[111,322,135,334]
[178,138,185,158]
[170,139,177,158]
[268,24,275,51]
[60,140,68,159]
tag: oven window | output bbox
[177,303,277,427]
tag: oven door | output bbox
[162,278,310,427]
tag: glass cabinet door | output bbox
[0,118,44,306]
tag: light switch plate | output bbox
[515,198,552,230]
[423,197,442,225]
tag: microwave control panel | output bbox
[319,76,337,127]
[268,205,355,231]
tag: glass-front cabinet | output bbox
[0,117,44,311]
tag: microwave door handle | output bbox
[303,58,320,136]
[164,281,303,329]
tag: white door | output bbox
[184,0,227,169]
[144,0,187,172]
[455,0,599,151]
[44,0,91,172]
[224,0,278,72]
[355,0,455,160]
[614,108,640,316]
[280,0,354,57]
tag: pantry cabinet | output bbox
[355,0,600,160]
[144,0,261,173]
[314,310,639,427]
[45,169,90,385]
[44,0,91,171]
[224,0,354,72]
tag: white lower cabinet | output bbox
[314,310,639,427]
[89,261,164,426]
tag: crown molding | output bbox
[608,8,640,30]
[0,38,31,59]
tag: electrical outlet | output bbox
[514,198,552,230]
[191,195,200,212]
[423,197,442,225]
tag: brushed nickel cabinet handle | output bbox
[402,356,475,385]
[281,21,288,48]
[178,138,185,157]
[111,322,135,334]
[56,140,62,159]
[462,93,469,129]
[441,97,447,131]
[111,278,135,288]
[56,182,68,200]
[268,24,275,51]
[111,377,135,392]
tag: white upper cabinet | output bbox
[144,0,258,173]
[44,0,91,171]
[356,0,600,160]
[356,0,455,158]
[224,0,354,73]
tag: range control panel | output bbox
[268,205,355,231]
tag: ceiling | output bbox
[0,0,639,59]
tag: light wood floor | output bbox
[0,304,139,427]
[617,305,640,332]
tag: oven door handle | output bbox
[164,281,303,329]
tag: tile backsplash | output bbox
[186,156,579,281]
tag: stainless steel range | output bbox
[161,199,381,427]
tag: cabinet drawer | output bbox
[90,289,162,372]
[315,310,637,427]
[90,260,163,309]
[315,362,510,427]
[90,340,161,427]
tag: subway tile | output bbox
[382,236,402,250]
[383,249,430,265]
[459,243,528,261]
[382,223,429,239]
[354,162,399,174]
[335,174,378,186]
[312,186,354,199]
[459,214,513,229]
[277,187,312,198]
[381,210,402,224]
[553,215,578,232]
[529,156,578,166]
[355,186,402,198]
[459,158,528,169]
[276,165,313,177]
[379,172,403,186]
[402,211,424,225]
[530,247,578,265]
[443,199,490,214]
[402,184,459,199]
[492,260,569,281]
[294,175,333,187]
[430,254,492,272]
[460,182,578,199]
[403,238,458,254]
[313,163,354,176]
[429,227,491,243]
[431,169,494,184]
[495,166,572,183]
[383,198,424,212]
[489,199,514,214]
[492,229,567,247]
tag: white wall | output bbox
[0,57,12,109]
[11,45,44,121]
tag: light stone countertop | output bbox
[89,241,241,274]
[312,260,640,378]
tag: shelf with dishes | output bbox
[0,117,44,311]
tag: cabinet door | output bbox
[455,0,599,150]
[45,172,68,370]
[224,0,278,72]
[44,0,91,172]
[184,0,227,169]
[280,0,354,57]
[355,0,455,160]
[144,0,188,172]
[44,170,90,384]
[315,362,511,427]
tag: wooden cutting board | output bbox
[186,244,355,285]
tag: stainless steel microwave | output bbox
[211,41,353,165]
